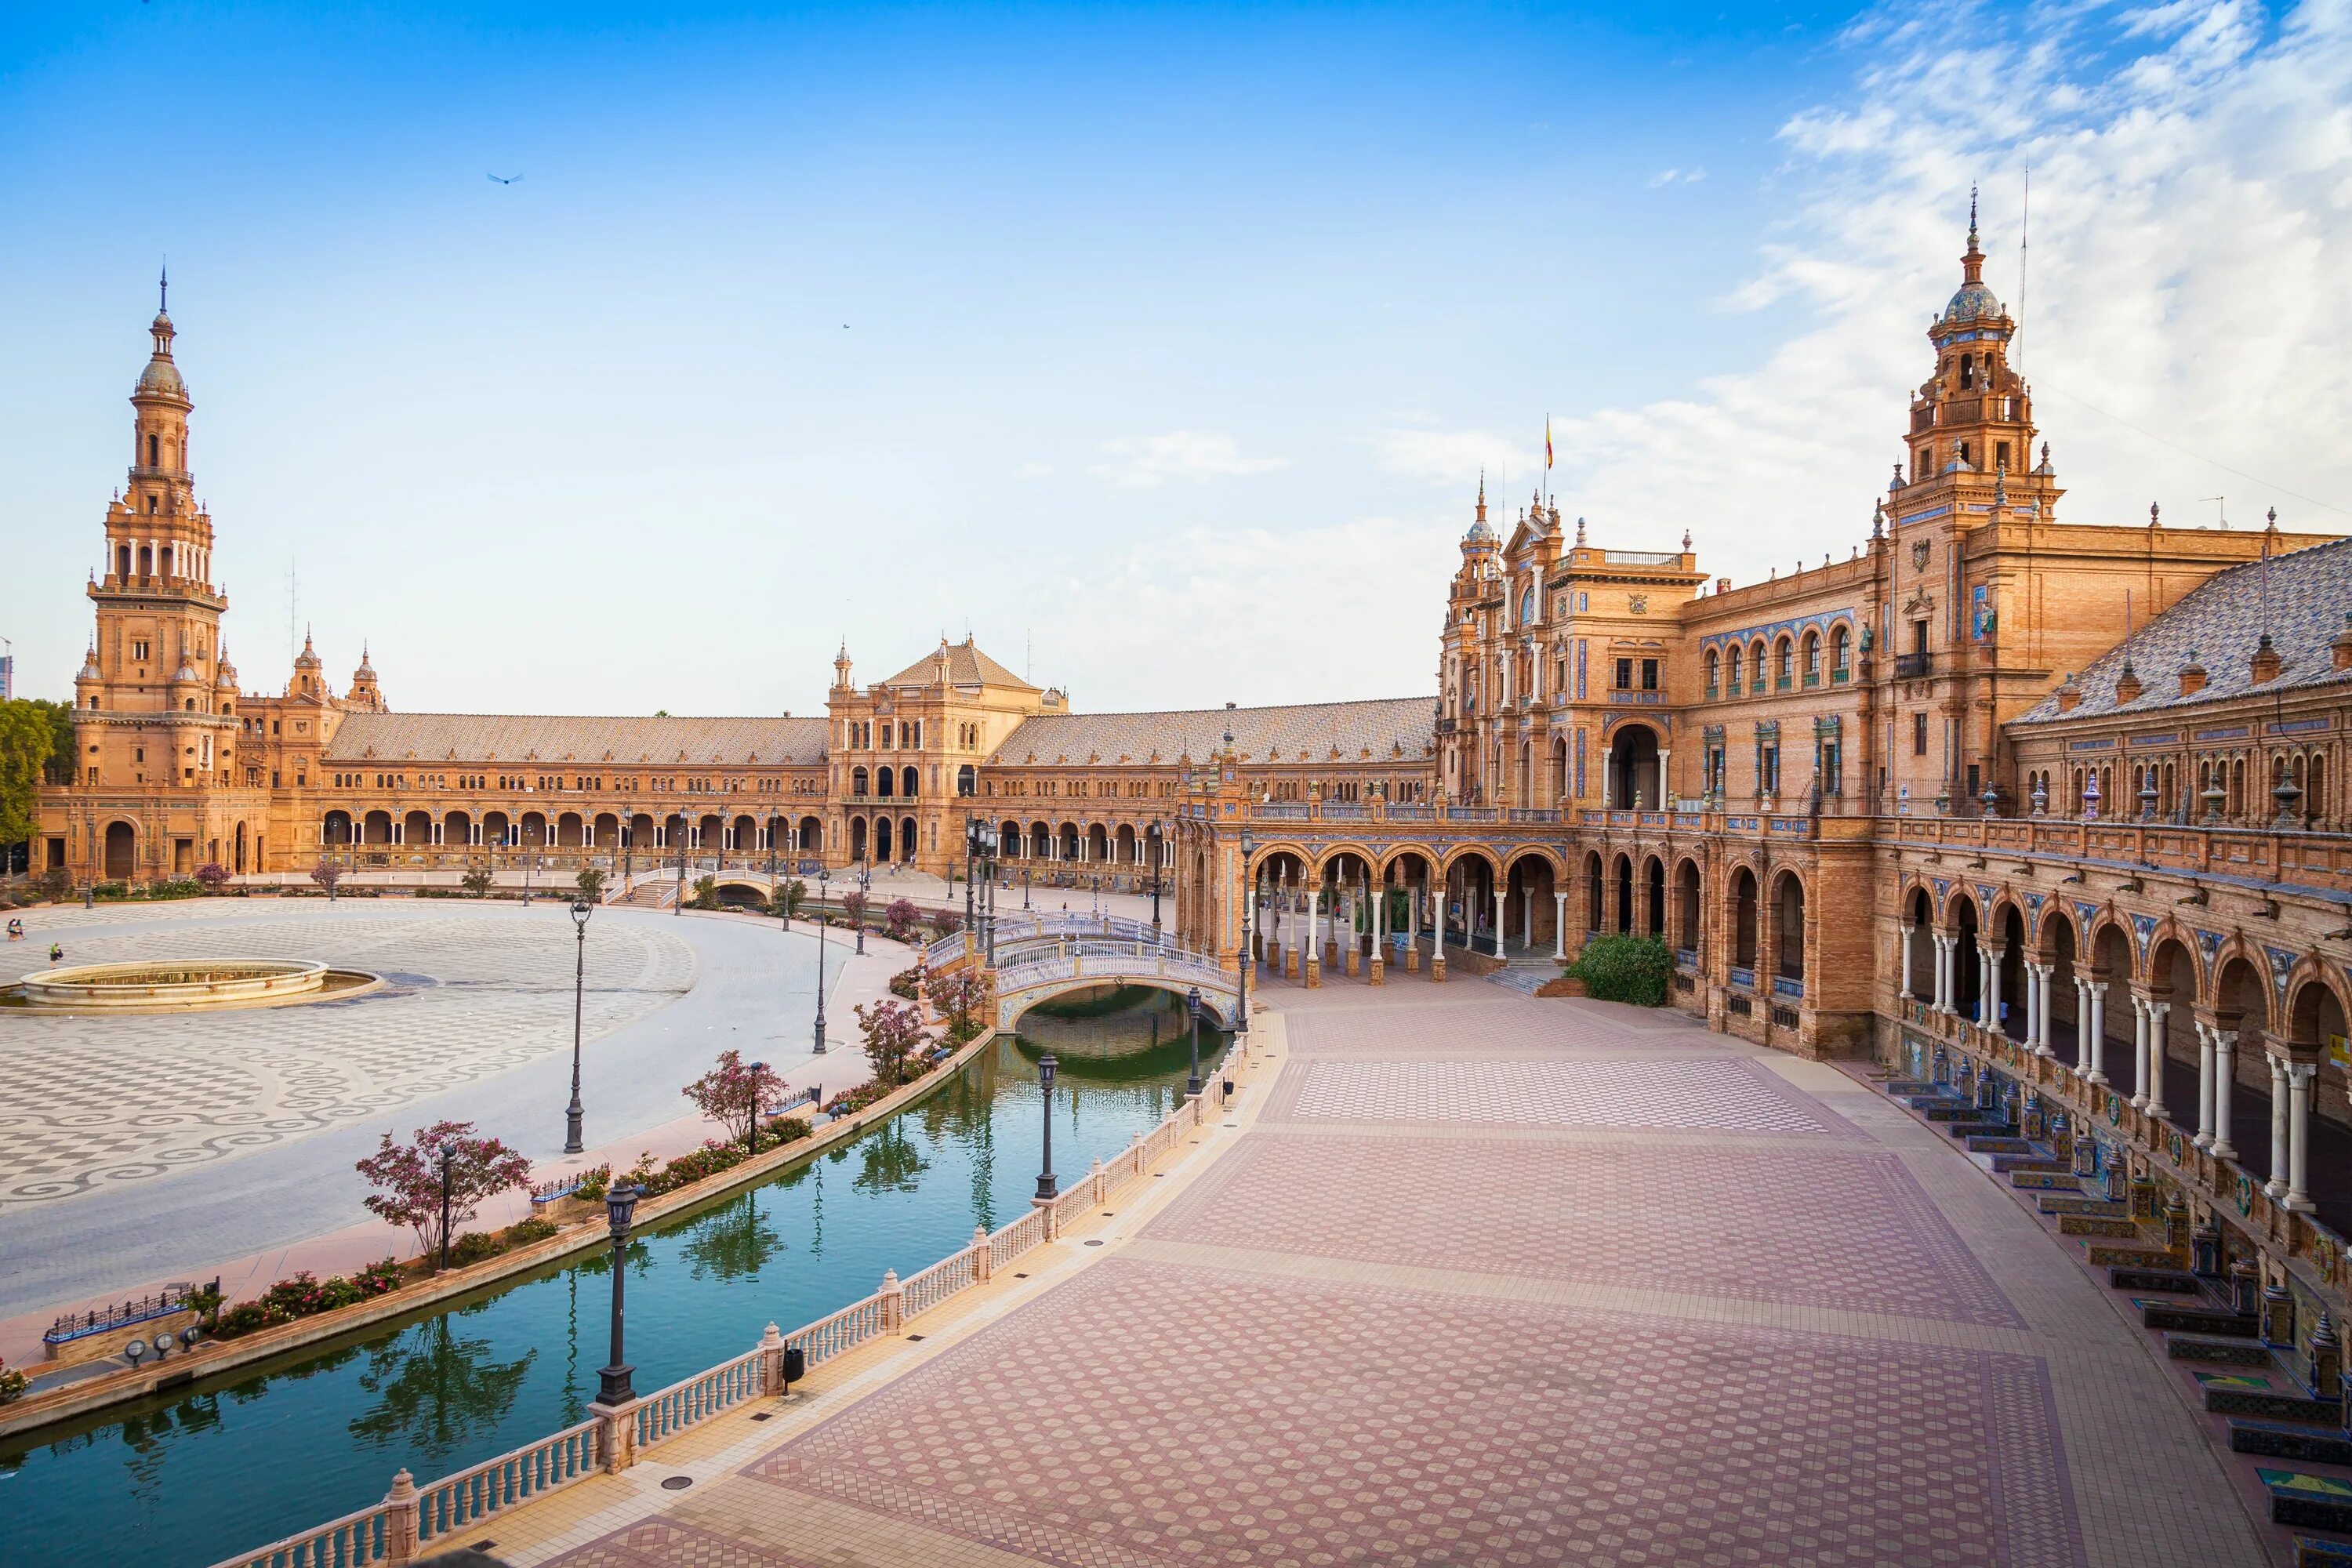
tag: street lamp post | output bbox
[1023,866,1032,909]
[436,1141,456,1270]
[811,866,830,1054]
[564,898,592,1153]
[596,1182,642,1406]
[620,802,633,894]
[1238,828,1254,1032]
[854,858,871,956]
[746,1062,768,1154]
[1034,1051,1058,1200]
[674,815,687,915]
[1185,985,1203,1098]
[978,821,999,965]
[1147,821,1163,931]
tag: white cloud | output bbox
[1038,513,1460,709]
[1374,426,1539,488]
[1086,430,1287,488]
[1646,166,1708,187]
[1555,0,2352,582]
[1013,460,1054,479]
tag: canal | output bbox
[1,986,1229,1567]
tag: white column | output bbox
[2035,964,2055,1055]
[2194,1023,2217,1149]
[1899,924,1916,1000]
[2130,998,2150,1107]
[2085,982,2108,1083]
[2145,1003,2172,1118]
[1553,891,1568,960]
[2020,963,2038,1046]
[2211,1029,2238,1160]
[1520,885,1534,949]
[1493,889,1506,955]
[1408,885,1421,954]
[2287,1062,2317,1212]
[1930,936,1948,1011]
[1981,946,2002,1029]
[1306,891,1320,964]
[2267,1054,2292,1199]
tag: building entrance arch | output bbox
[1607,724,1662,809]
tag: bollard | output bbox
[880,1269,903,1334]
[2264,1278,2297,1350]
[759,1322,786,1395]
[2311,1312,2343,1407]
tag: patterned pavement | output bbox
[0,904,695,1208]
[521,986,2273,1568]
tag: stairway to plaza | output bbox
[1882,1069,2352,1564]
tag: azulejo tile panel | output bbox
[742,1259,2082,1568]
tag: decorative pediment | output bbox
[1900,590,1936,618]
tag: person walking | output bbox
[49,942,64,965]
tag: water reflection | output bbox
[348,1312,536,1466]
[5,985,1223,1568]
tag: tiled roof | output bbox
[2015,535,2352,724]
[989,696,1436,767]
[324,712,829,765]
[880,637,1036,691]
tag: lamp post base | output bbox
[1034,1174,1058,1202]
[597,1363,636,1406]
[564,1102,584,1156]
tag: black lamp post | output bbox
[1237,828,1255,1030]
[746,1062,768,1154]
[620,801,633,891]
[854,858,871,956]
[811,866,829,1054]
[596,1181,642,1406]
[964,817,978,934]
[1147,821,1163,931]
[564,898,591,1153]
[673,814,688,915]
[1185,985,1203,1097]
[978,822,1000,965]
[1034,1051,1058,1200]
[1023,866,1032,909]
[436,1140,456,1270]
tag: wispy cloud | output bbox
[1012,460,1054,479]
[1552,0,2352,579]
[1087,430,1287,488]
[1646,166,1707,187]
[1374,426,1538,488]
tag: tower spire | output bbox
[159,260,169,315]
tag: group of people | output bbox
[5,916,63,964]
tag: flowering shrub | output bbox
[855,998,927,1087]
[212,1259,401,1341]
[887,966,922,1000]
[884,898,920,940]
[354,1120,533,1265]
[764,1115,812,1145]
[681,1051,786,1149]
[0,1355,27,1405]
[929,908,964,938]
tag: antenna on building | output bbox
[2016,166,2027,372]
[159,259,169,314]
[2201,496,2227,529]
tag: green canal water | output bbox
[2,987,1229,1567]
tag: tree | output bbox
[575,866,606,901]
[841,888,866,927]
[884,897,919,941]
[195,862,231,892]
[310,861,343,894]
[460,868,493,897]
[36,867,70,903]
[691,873,718,909]
[925,967,985,1038]
[683,1050,786,1151]
[855,998,927,1087]
[770,878,806,919]
[929,908,964,938]
[0,698,71,858]
[355,1120,532,1265]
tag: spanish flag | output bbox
[1545,416,1554,470]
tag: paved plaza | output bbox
[0,898,869,1328]
[470,982,2273,1568]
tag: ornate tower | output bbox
[67,282,244,880]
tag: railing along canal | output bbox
[213,1056,1245,1568]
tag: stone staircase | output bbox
[1881,1072,2352,1561]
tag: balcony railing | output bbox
[1893,652,1933,680]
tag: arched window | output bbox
[147,434,159,466]
[1773,637,1793,687]
[956,764,976,797]
[901,764,917,798]
[1831,625,1851,677]
[1749,641,1767,689]
[1704,649,1720,695]
[1959,353,1975,390]
[1800,632,1820,684]
[851,766,869,797]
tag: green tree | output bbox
[459,868,494,897]
[0,699,72,856]
[575,866,606,901]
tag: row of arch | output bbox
[1899,881,2351,1058]
[1704,622,1853,696]
[2033,750,2332,825]
[321,809,826,853]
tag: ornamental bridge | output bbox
[925,913,1242,1032]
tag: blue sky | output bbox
[5,2,2347,714]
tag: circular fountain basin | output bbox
[10,959,377,1011]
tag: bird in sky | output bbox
[486,173,523,185]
